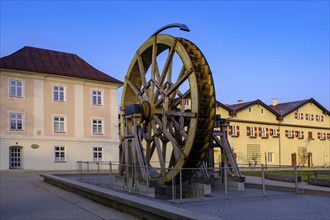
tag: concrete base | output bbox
[213,178,245,191]
[182,182,212,197]
[156,182,212,198]
[112,176,155,198]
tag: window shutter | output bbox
[317,132,320,139]
[229,126,232,135]
[237,126,240,136]
[301,131,304,139]
[300,113,303,119]
[266,128,269,137]
[305,114,308,120]
[323,133,326,140]
[295,112,298,119]
[270,129,273,136]
[327,133,330,139]
[258,127,262,137]
[308,131,312,138]
[254,127,257,137]
[311,115,314,120]
[285,130,288,137]
[247,126,250,136]
[321,116,324,121]
[292,130,295,138]
[277,129,280,137]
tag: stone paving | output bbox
[0,170,139,220]
[1,170,330,220]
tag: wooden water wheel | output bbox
[120,33,216,185]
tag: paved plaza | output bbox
[1,170,329,220]
[0,170,139,220]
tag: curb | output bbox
[41,173,221,220]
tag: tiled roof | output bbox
[227,99,280,117]
[216,101,233,113]
[270,98,330,116]
[0,46,123,85]
[227,100,256,111]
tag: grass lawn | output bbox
[241,170,329,182]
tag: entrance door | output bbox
[10,147,22,169]
[291,153,297,166]
[308,152,312,167]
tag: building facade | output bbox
[0,46,123,170]
[216,98,330,167]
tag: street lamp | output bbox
[151,23,190,36]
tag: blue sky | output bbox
[1,1,329,109]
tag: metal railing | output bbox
[76,161,303,204]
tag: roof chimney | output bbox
[272,98,278,106]
[237,100,243,104]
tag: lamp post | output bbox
[151,23,190,36]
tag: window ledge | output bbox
[54,161,66,163]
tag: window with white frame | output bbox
[9,113,24,131]
[93,147,102,161]
[267,152,274,163]
[259,127,268,138]
[295,112,303,120]
[54,146,65,162]
[296,131,304,139]
[248,107,252,112]
[184,100,190,106]
[53,116,65,133]
[92,90,103,105]
[270,128,279,137]
[92,119,104,135]
[315,115,323,122]
[285,130,294,138]
[305,114,314,121]
[9,79,24,97]
[247,126,257,137]
[229,125,240,137]
[53,85,65,102]
[318,132,326,140]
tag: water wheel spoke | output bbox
[137,52,147,88]
[125,77,145,102]
[165,110,196,118]
[162,127,186,160]
[153,42,176,103]
[171,89,191,108]
[166,68,193,96]
[151,120,166,171]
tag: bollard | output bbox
[261,164,266,199]
[132,163,135,188]
[109,161,113,187]
[224,164,228,204]
[294,165,298,195]
[87,162,90,183]
[180,168,183,204]
[146,165,149,197]
[97,162,100,185]
[171,166,175,203]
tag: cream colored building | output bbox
[0,46,123,170]
[216,98,330,167]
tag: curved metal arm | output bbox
[151,23,190,36]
